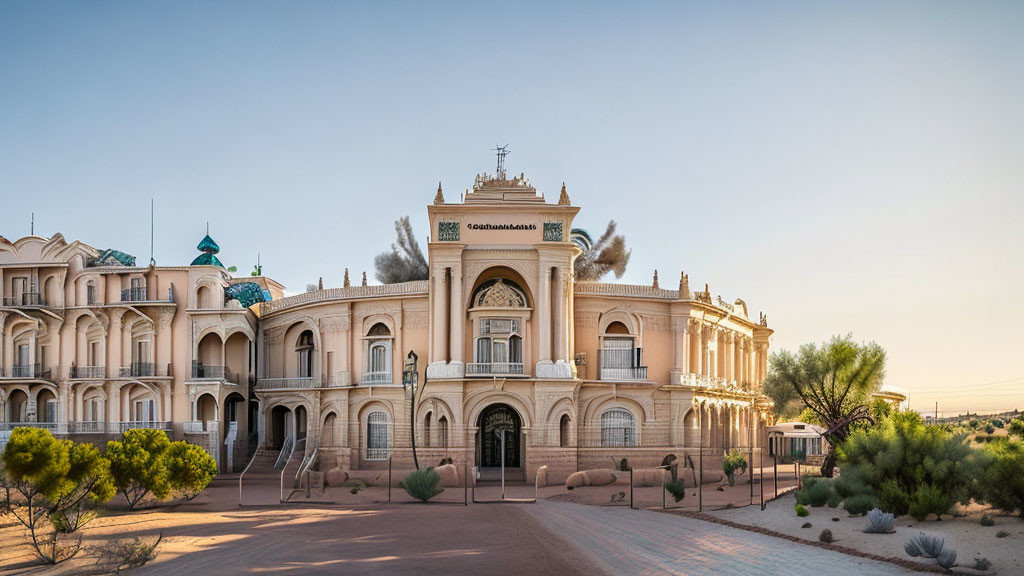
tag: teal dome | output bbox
[191,233,224,267]
[196,234,220,254]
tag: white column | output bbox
[537,268,551,363]
[449,264,463,365]
[553,268,566,362]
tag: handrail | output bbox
[238,443,264,506]
[295,445,318,492]
[274,437,294,469]
[280,438,304,503]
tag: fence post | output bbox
[464,464,469,506]
[629,467,634,510]
[760,449,765,510]
[388,456,392,503]
[773,454,778,499]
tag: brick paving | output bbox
[522,500,914,575]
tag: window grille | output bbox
[601,409,636,447]
[366,411,389,460]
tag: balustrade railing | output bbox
[599,366,649,381]
[120,286,174,303]
[465,362,525,376]
[0,422,58,432]
[361,371,393,384]
[119,421,171,433]
[118,362,156,377]
[69,421,105,433]
[598,348,648,381]
[11,364,38,378]
[71,366,106,379]
[255,377,321,390]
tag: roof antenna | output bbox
[206,221,209,235]
[150,198,156,266]
[30,212,34,235]
[493,144,510,179]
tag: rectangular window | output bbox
[45,400,57,423]
[86,284,96,305]
[492,340,508,364]
[475,338,491,364]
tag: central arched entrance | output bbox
[477,403,522,468]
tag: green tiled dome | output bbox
[225,282,269,308]
[196,234,220,254]
[191,233,224,267]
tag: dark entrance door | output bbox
[478,404,521,468]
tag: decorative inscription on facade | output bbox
[438,221,460,241]
[543,222,563,242]
[467,223,537,231]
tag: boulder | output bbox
[436,463,460,487]
[325,467,348,487]
[535,466,548,488]
[565,469,617,490]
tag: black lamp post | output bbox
[402,350,420,470]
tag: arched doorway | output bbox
[477,403,522,468]
[295,405,308,441]
[270,405,291,450]
[8,389,29,422]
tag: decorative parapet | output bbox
[678,373,760,397]
[259,280,429,315]
[574,282,679,300]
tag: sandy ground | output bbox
[710,494,1024,574]
[0,476,607,576]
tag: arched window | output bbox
[364,322,392,384]
[86,280,96,306]
[438,415,449,448]
[366,411,389,460]
[600,321,644,380]
[601,408,636,447]
[468,278,528,376]
[423,411,432,448]
[296,330,314,378]
[559,414,571,447]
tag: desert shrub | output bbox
[837,411,974,517]
[980,514,994,527]
[661,454,678,481]
[827,490,842,508]
[975,438,1024,518]
[664,478,686,502]
[936,547,957,569]
[106,429,172,510]
[722,450,747,486]
[909,484,952,521]
[801,522,812,528]
[164,442,216,501]
[904,532,945,558]
[969,419,980,429]
[400,467,443,502]
[991,419,1004,429]
[877,478,910,516]
[95,532,162,573]
[796,476,834,507]
[795,503,809,517]
[996,530,1009,538]
[1009,418,1024,437]
[843,494,875,516]
[864,508,895,533]
[2,428,115,564]
[983,424,995,435]
[972,557,991,571]
[818,528,833,543]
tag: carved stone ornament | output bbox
[474,279,527,308]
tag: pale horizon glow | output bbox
[1,1,1021,414]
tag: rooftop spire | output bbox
[434,181,445,204]
[558,182,571,205]
[361,271,367,286]
[652,269,659,289]
[344,268,351,288]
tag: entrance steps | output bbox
[477,467,525,483]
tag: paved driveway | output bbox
[522,500,913,576]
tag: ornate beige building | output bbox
[0,168,774,482]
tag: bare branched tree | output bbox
[571,221,632,281]
[375,216,428,284]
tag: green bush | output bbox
[722,450,747,486]
[819,528,834,543]
[1009,418,1024,437]
[796,476,834,507]
[400,467,444,502]
[106,429,172,510]
[877,478,910,516]
[1,428,115,564]
[843,494,875,516]
[980,514,994,527]
[984,424,996,435]
[975,438,1024,518]
[664,478,686,502]
[795,503,809,517]
[992,420,1004,429]
[908,484,952,521]
[837,411,974,518]
[164,442,217,501]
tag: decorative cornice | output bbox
[260,280,429,316]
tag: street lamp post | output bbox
[403,350,420,470]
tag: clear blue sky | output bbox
[2,1,1022,414]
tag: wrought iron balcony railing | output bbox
[119,421,171,433]
[191,363,236,383]
[118,362,155,377]
[2,293,45,307]
[120,286,174,303]
[0,422,58,432]
[70,366,106,379]
[599,366,649,381]
[10,364,39,378]
[598,348,648,381]
[69,421,105,434]
[255,376,325,390]
[465,362,525,376]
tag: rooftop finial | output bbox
[652,269,659,289]
[343,268,350,288]
[558,182,571,205]
[679,271,690,299]
[362,271,367,286]
[318,276,323,290]
[434,181,445,204]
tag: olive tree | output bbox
[2,427,115,564]
[764,334,886,477]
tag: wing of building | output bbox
[0,170,773,481]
